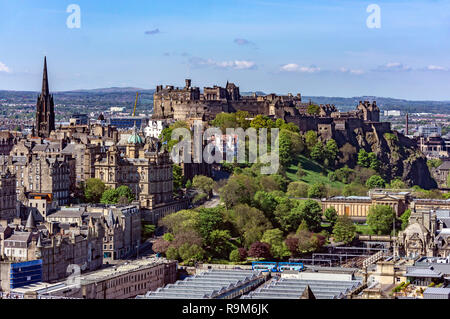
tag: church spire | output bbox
[42,56,49,96]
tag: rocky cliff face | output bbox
[332,125,437,189]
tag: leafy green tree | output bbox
[389,179,407,189]
[166,246,180,260]
[178,243,205,265]
[229,204,272,248]
[100,189,119,204]
[207,229,232,259]
[196,207,224,242]
[294,199,323,232]
[116,185,135,203]
[259,175,287,192]
[366,175,386,189]
[368,152,380,172]
[279,130,293,166]
[163,233,174,242]
[343,183,368,196]
[173,164,184,192]
[310,141,325,163]
[367,205,396,235]
[325,139,339,166]
[211,112,238,131]
[400,209,411,230]
[159,210,199,235]
[305,130,318,152]
[307,104,320,116]
[357,149,370,168]
[308,182,327,198]
[192,175,214,197]
[296,163,306,178]
[332,216,356,244]
[261,228,290,260]
[229,249,242,262]
[100,185,134,204]
[324,207,338,226]
[84,178,106,203]
[287,182,309,198]
[142,224,156,240]
[253,191,278,219]
[219,174,260,209]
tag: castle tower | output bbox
[36,57,55,138]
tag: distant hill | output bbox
[1,87,450,115]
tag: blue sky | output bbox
[0,0,450,100]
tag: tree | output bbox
[193,175,214,198]
[305,130,318,152]
[357,149,370,168]
[279,130,293,166]
[389,179,407,189]
[343,183,368,196]
[310,141,325,163]
[296,163,306,178]
[332,216,356,244]
[152,238,171,254]
[368,152,380,172]
[248,242,272,259]
[100,189,119,204]
[367,205,396,235]
[166,246,180,260]
[259,175,287,192]
[324,207,338,226]
[400,209,411,230]
[229,249,241,262]
[84,178,105,203]
[366,175,386,189]
[307,104,320,116]
[173,164,184,192]
[219,174,260,208]
[206,229,232,259]
[261,228,290,260]
[116,185,135,203]
[159,209,199,235]
[142,224,156,240]
[287,182,309,198]
[238,247,248,260]
[178,243,205,265]
[308,182,327,198]
[294,199,323,232]
[196,207,224,242]
[325,139,339,166]
[253,191,278,218]
[229,204,272,248]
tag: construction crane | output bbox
[132,92,139,116]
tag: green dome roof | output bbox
[128,132,143,144]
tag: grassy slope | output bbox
[285,154,346,189]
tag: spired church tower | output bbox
[35,57,55,138]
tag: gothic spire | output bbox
[42,56,49,96]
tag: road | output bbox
[202,191,221,208]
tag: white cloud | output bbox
[339,67,365,75]
[376,62,412,72]
[0,62,11,73]
[190,57,256,70]
[280,64,320,73]
[426,65,448,71]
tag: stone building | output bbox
[321,189,412,221]
[0,152,71,206]
[398,206,450,258]
[6,257,178,299]
[35,57,55,138]
[0,131,15,156]
[0,170,17,221]
[153,79,304,122]
[0,212,104,287]
[94,126,173,210]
